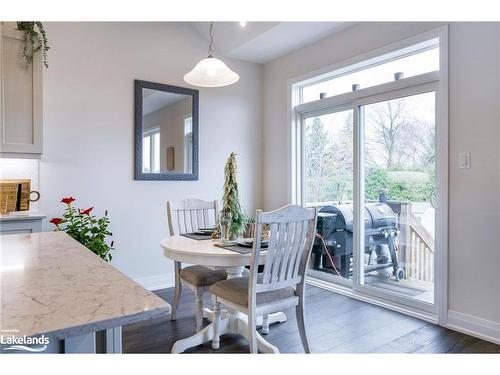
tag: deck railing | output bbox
[389,201,434,283]
[406,214,434,282]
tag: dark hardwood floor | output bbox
[122,286,500,354]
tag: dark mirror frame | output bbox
[134,79,199,180]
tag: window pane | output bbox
[184,135,193,173]
[304,110,353,206]
[305,110,354,282]
[184,117,192,135]
[302,47,439,103]
[142,136,151,173]
[361,91,436,304]
[153,132,160,173]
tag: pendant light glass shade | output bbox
[184,56,239,87]
[184,22,239,88]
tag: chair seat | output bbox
[209,276,296,307]
[180,265,227,287]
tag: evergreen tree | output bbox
[305,117,335,203]
[221,152,245,239]
[332,112,354,201]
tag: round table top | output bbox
[160,235,258,268]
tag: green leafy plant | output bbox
[365,167,434,202]
[50,197,115,262]
[221,152,245,239]
[16,22,49,68]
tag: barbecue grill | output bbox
[312,201,405,281]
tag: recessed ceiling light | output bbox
[239,22,247,28]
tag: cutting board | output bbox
[0,184,19,214]
[0,179,34,213]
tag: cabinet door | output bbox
[0,25,43,155]
[0,219,43,234]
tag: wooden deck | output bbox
[122,285,500,354]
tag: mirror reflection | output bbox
[142,89,193,174]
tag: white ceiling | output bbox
[190,22,354,64]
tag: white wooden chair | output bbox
[167,199,227,331]
[209,204,318,353]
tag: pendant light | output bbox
[184,22,239,88]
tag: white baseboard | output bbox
[447,310,500,345]
[134,273,175,291]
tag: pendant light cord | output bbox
[208,22,214,57]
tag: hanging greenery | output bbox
[221,152,245,240]
[16,22,49,68]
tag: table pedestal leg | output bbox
[171,318,228,354]
[171,312,281,354]
[256,312,287,327]
[234,313,279,353]
[204,308,286,326]
[171,266,284,353]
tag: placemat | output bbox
[214,243,254,254]
[214,242,269,254]
[180,232,213,241]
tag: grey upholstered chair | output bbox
[167,199,227,331]
[209,204,318,353]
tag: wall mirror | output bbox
[134,80,199,180]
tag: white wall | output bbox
[262,22,500,329]
[447,22,500,329]
[40,22,263,289]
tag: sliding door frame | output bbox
[352,82,439,315]
[287,26,448,324]
[300,103,356,290]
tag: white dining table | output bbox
[160,235,287,353]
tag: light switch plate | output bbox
[459,152,471,169]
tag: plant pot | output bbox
[243,223,256,239]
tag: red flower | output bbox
[80,207,94,215]
[61,197,76,204]
[50,217,63,226]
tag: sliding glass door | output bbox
[303,108,354,285]
[292,31,447,316]
[302,90,439,313]
[357,91,437,306]
[302,90,438,308]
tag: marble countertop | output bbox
[0,211,46,221]
[0,232,170,339]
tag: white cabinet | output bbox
[0,213,45,234]
[0,23,43,156]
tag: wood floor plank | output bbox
[122,286,500,354]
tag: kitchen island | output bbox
[0,232,170,353]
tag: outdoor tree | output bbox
[366,98,435,171]
[367,99,410,169]
[303,96,436,204]
[305,117,335,203]
[330,112,354,202]
[365,98,436,202]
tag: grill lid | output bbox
[365,203,397,229]
[319,204,372,232]
[318,203,396,232]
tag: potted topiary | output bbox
[211,152,245,241]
